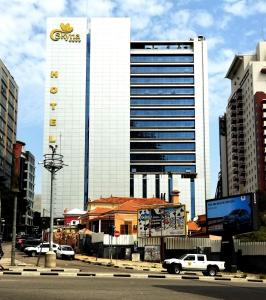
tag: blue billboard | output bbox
[206,193,255,234]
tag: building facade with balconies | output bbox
[219,41,266,196]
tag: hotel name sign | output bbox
[50,23,81,43]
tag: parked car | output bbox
[162,254,225,276]
[21,239,42,251]
[24,243,59,257]
[223,209,251,231]
[56,245,75,260]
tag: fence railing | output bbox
[234,240,266,255]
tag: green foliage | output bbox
[235,226,266,241]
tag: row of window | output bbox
[131,98,195,106]
[130,142,195,150]
[131,87,194,95]
[130,131,195,139]
[131,76,194,84]
[131,154,195,161]
[131,109,195,117]
[131,66,193,74]
[130,120,195,128]
[131,165,196,173]
[131,55,193,63]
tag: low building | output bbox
[81,197,167,235]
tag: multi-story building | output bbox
[42,18,211,219]
[0,59,18,189]
[219,41,266,196]
[19,150,35,232]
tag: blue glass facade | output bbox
[130,142,195,150]
[130,120,195,128]
[131,87,194,95]
[131,109,195,117]
[131,98,194,106]
[130,131,195,139]
[130,46,196,196]
[131,76,194,84]
[131,55,193,63]
[131,154,195,161]
[131,165,196,173]
[131,66,193,74]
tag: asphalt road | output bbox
[13,249,147,273]
[0,277,265,300]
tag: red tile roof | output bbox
[187,221,201,232]
[88,207,112,215]
[116,198,166,212]
[92,197,132,204]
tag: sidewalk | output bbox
[75,254,163,271]
[0,242,32,269]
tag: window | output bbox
[131,66,194,74]
[131,55,193,63]
[130,109,195,117]
[130,131,195,139]
[131,76,194,84]
[131,98,194,106]
[184,255,195,261]
[130,153,195,161]
[130,120,195,128]
[131,87,194,95]
[198,255,205,261]
[130,142,195,150]
[130,165,196,173]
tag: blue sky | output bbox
[1,0,266,195]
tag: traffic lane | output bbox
[14,250,146,273]
[0,277,265,300]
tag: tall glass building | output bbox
[42,18,211,219]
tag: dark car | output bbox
[223,209,251,232]
[21,239,42,251]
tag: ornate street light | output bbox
[41,145,66,266]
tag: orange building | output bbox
[80,197,167,235]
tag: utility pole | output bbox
[41,145,66,267]
[11,141,25,266]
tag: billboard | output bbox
[206,193,257,235]
[138,205,186,237]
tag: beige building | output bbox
[219,41,266,196]
[0,59,18,188]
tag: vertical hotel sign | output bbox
[48,23,81,145]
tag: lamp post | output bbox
[41,145,66,267]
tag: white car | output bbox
[162,254,225,276]
[24,242,59,257]
[56,245,75,260]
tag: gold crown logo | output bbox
[60,23,73,33]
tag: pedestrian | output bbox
[0,243,4,259]
[0,243,4,270]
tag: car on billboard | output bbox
[223,208,251,231]
[206,193,255,235]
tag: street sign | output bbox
[114,230,120,237]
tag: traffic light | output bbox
[41,217,50,229]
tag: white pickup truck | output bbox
[162,254,225,276]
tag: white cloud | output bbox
[195,11,214,28]
[223,0,266,17]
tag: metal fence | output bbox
[138,237,221,252]
[234,240,266,256]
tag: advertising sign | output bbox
[138,205,186,237]
[206,193,256,235]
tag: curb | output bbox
[0,271,265,283]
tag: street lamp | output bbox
[41,145,66,267]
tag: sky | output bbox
[1,0,266,196]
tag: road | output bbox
[0,276,265,300]
[10,246,147,273]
